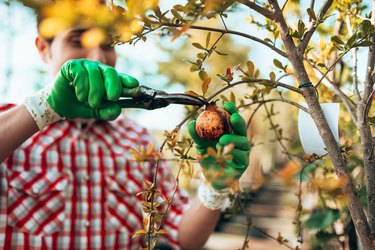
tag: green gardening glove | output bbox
[188,102,251,190]
[47,59,139,120]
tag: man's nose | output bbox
[86,46,108,64]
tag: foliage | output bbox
[11,0,375,249]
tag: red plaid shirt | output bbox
[0,104,188,250]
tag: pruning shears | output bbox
[117,85,208,110]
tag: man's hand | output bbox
[188,102,251,190]
[48,59,139,120]
[24,59,139,130]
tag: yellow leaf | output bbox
[157,229,168,235]
[132,229,147,239]
[81,28,106,49]
[146,143,155,156]
[130,19,143,34]
[39,17,70,39]
[185,90,200,97]
[143,216,149,227]
[269,71,276,81]
[311,177,347,193]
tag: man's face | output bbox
[37,27,117,76]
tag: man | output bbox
[0,4,250,250]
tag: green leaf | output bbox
[264,38,273,44]
[317,63,326,68]
[297,20,306,38]
[198,70,208,81]
[192,42,205,50]
[307,8,316,21]
[206,32,211,48]
[230,91,236,104]
[346,34,357,48]
[247,61,254,76]
[367,116,375,125]
[190,65,200,72]
[173,4,185,11]
[358,185,368,206]
[171,9,183,20]
[214,50,228,56]
[269,72,276,81]
[355,40,373,47]
[331,36,344,45]
[197,52,205,59]
[154,7,162,18]
[273,59,284,70]
[315,231,337,242]
[304,209,340,229]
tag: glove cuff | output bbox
[24,85,63,130]
[198,181,230,211]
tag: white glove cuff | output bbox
[198,182,230,211]
[24,85,62,130]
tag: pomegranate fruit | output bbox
[195,102,232,141]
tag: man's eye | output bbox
[70,37,83,48]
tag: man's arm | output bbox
[178,197,221,249]
[0,105,38,163]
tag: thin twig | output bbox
[345,15,361,102]
[156,22,288,58]
[306,58,358,124]
[299,0,334,55]
[364,89,375,124]
[207,79,301,104]
[247,103,263,128]
[314,51,348,88]
[262,99,295,163]
[240,98,309,113]
[237,0,275,20]
[281,0,289,12]
[252,226,296,250]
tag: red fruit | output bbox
[195,102,232,141]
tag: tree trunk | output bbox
[268,0,375,248]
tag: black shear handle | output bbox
[116,98,170,110]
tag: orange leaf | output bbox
[202,76,211,96]
[132,229,147,239]
[277,161,299,180]
[207,147,217,158]
[157,229,168,235]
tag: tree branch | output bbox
[345,15,362,102]
[240,98,309,113]
[315,51,348,88]
[206,79,301,103]
[157,22,288,58]
[359,3,375,233]
[298,0,334,55]
[268,0,375,246]
[237,0,275,20]
[306,59,358,124]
